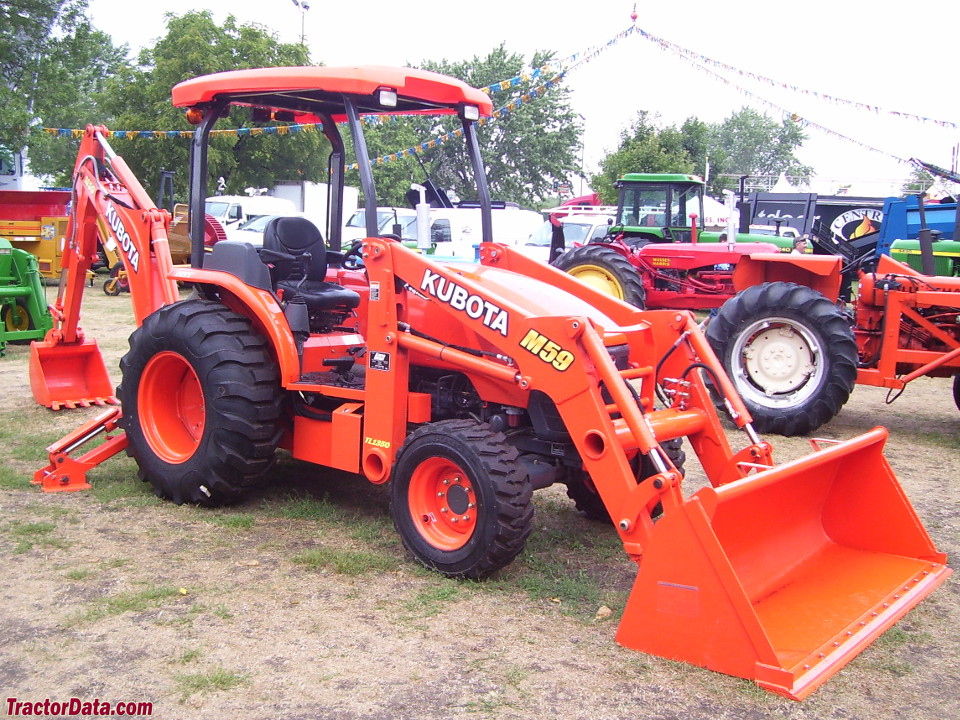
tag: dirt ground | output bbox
[1,280,958,720]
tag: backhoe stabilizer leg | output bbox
[33,408,128,492]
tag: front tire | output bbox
[706,282,858,436]
[118,300,283,505]
[390,419,533,578]
[553,244,646,308]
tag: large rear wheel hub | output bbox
[743,325,813,392]
[733,317,824,407]
[138,351,205,464]
[569,265,624,299]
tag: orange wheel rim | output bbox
[408,457,477,550]
[138,351,205,463]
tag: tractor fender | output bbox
[169,265,302,385]
[732,253,842,300]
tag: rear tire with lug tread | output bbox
[552,244,646,308]
[390,419,533,579]
[706,282,858,436]
[118,299,283,506]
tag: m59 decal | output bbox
[519,329,574,371]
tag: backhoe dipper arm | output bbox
[55,125,180,342]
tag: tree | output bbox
[0,0,127,181]
[96,11,318,201]
[901,166,934,196]
[353,45,582,208]
[592,107,813,201]
[710,108,812,189]
[590,112,695,203]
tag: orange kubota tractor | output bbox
[29,66,950,700]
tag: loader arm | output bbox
[360,238,770,555]
[29,125,181,408]
[360,238,950,700]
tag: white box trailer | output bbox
[272,181,359,238]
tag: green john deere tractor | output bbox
[0,238,53,355]
[609,173,794,248]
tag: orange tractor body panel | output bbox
[732,252,843,300]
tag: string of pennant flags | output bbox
[35,21,952,172]
[634,27,958,131]
[666,51,913,167]
[357,29,625,168]
[39,23,632,164]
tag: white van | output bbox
[428,206,543,258]
[204,195,297,228]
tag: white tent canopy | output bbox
[771,173,800,193]
[690,194,734,229]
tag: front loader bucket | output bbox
[616,427,950,700]
[29,338,117,409]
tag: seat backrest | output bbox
[262,216,327,282]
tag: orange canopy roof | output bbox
[171,65,493,122]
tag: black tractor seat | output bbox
[261,216,361,312]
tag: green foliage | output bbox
[77,584,182,623]
[175,647,203,664]
[173,667,249,700]
[0,0,128,183]
[356,45,582,207]
[591,107,812,201]
[901,167,934,196]
[205,513,256,530]
[591,112,696,203]
[6,520,63,553]
[345,118,424,207]
[418,46,582,207]
[710,108,812,189]
[290,546,397,575]
[679,117,717,184]
[96,11,321,200]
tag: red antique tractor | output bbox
[550,173,803,311]
[706,252,960,435]
[26,65,949,700]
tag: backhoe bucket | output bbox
[617,427,950,700]
[29,338,117,409]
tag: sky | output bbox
[84,0,959,198]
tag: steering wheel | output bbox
[342,241,365,270]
